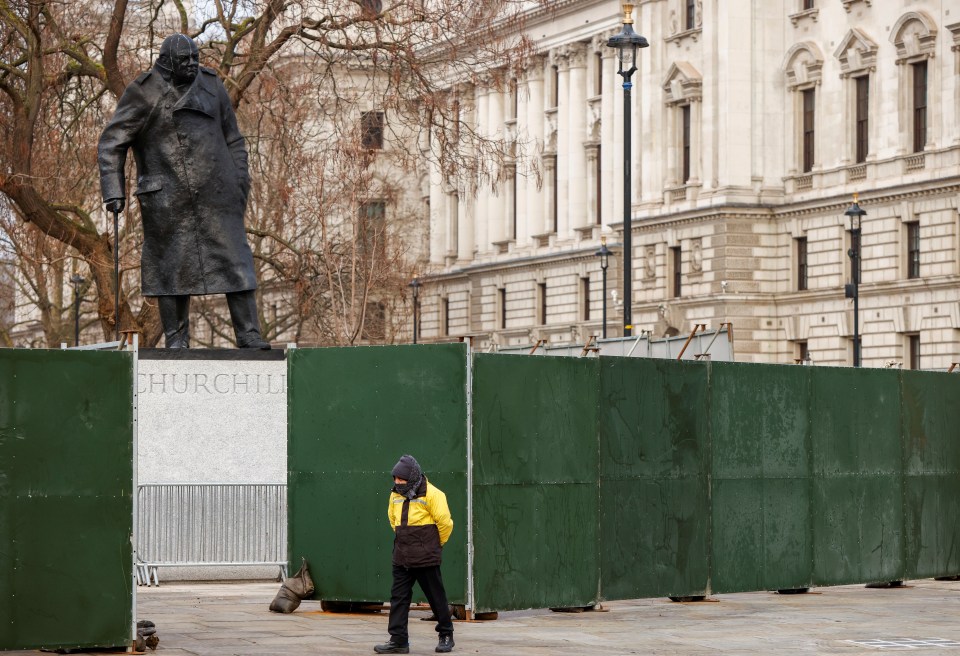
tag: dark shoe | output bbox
[238,334,271,349]
[374,643,409,654]
[436,635,455,653]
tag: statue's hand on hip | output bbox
[105,198,125,213]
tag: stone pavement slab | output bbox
[4,579,960,655]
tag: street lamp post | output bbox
[409,278,421,344]
[594,237,612,339]
[844,194,866,367]
[607,2,648,337]
[69,274,85,347]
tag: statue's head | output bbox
[156,33,199,85]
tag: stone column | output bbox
[458,85,476,262]
[690,100,702,184]
[515,71,529,244]
[525,57,547,239]
[428,160,445,265]
[609,44,624,226]
[543,155,557,235]
[487,84,505,245]
[555,51,570,238]
[585,145,599,226]
[475,85,490,253]
[665,104,678,188]
[446,191,458,257]
[566,43,589,230]
[599,46,616,227]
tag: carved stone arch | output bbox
[782,42,824,89]
[662,61,702,105]
[890,10,938,63]
[834,28,879,77]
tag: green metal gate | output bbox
[0,349,134,651]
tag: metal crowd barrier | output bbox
[136,483,287,586]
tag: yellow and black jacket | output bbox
[387,478,453,568]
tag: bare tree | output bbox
[0,0,537,347]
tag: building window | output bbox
[685,0,696,30]
[797,341,809,364]
[442,297,450,337]
[538,282,547,325]
[362,301,386,341]
[594,52,603,96]
[912,61,927,153]
[595,146,602,225]
[581,277,591,321]
[855,76,869,163]
[801,88,815,173]
[908,334,921,370]
[681,105,691,183]
[796,237,808,291]
[498,288,507,330]
[361,111,384,149]
[671,246,682,298]
[509,78,518,120]
[801,0,814,10]
[551,65,559,108]
[907,222,920,279]
[358,200,386,260]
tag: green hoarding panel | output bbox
[599,358,710,599]
[812,476,904,585]
[809,367,904,586]
[472,354,600,611]
[472,484,599,611]
[0,350,133,651]
[901,370,960,474]
[810,367,902,476]
[710,363,810,480]
[710,362,812,592]
[287,344,468,604]
[601,477,710,599]
[710,478,812,592]
[901,370,960,578]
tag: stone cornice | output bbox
[890,10,938,63]
[948,22,960,52]
[834,28,878,78]
[421,243,623,281]
[783,41,824,89]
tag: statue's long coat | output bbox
[98,66,257,296]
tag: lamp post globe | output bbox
[607,2,648,337]
[844,194,866,367]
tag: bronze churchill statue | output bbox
[98,33,269,349]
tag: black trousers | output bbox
[387,564,453,645]
[157,290,262,347]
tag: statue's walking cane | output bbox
[113,207,120,341]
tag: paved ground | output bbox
[7,579,960,655]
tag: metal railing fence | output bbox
[136,483,287,585]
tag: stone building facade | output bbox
[416,0,960,369]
